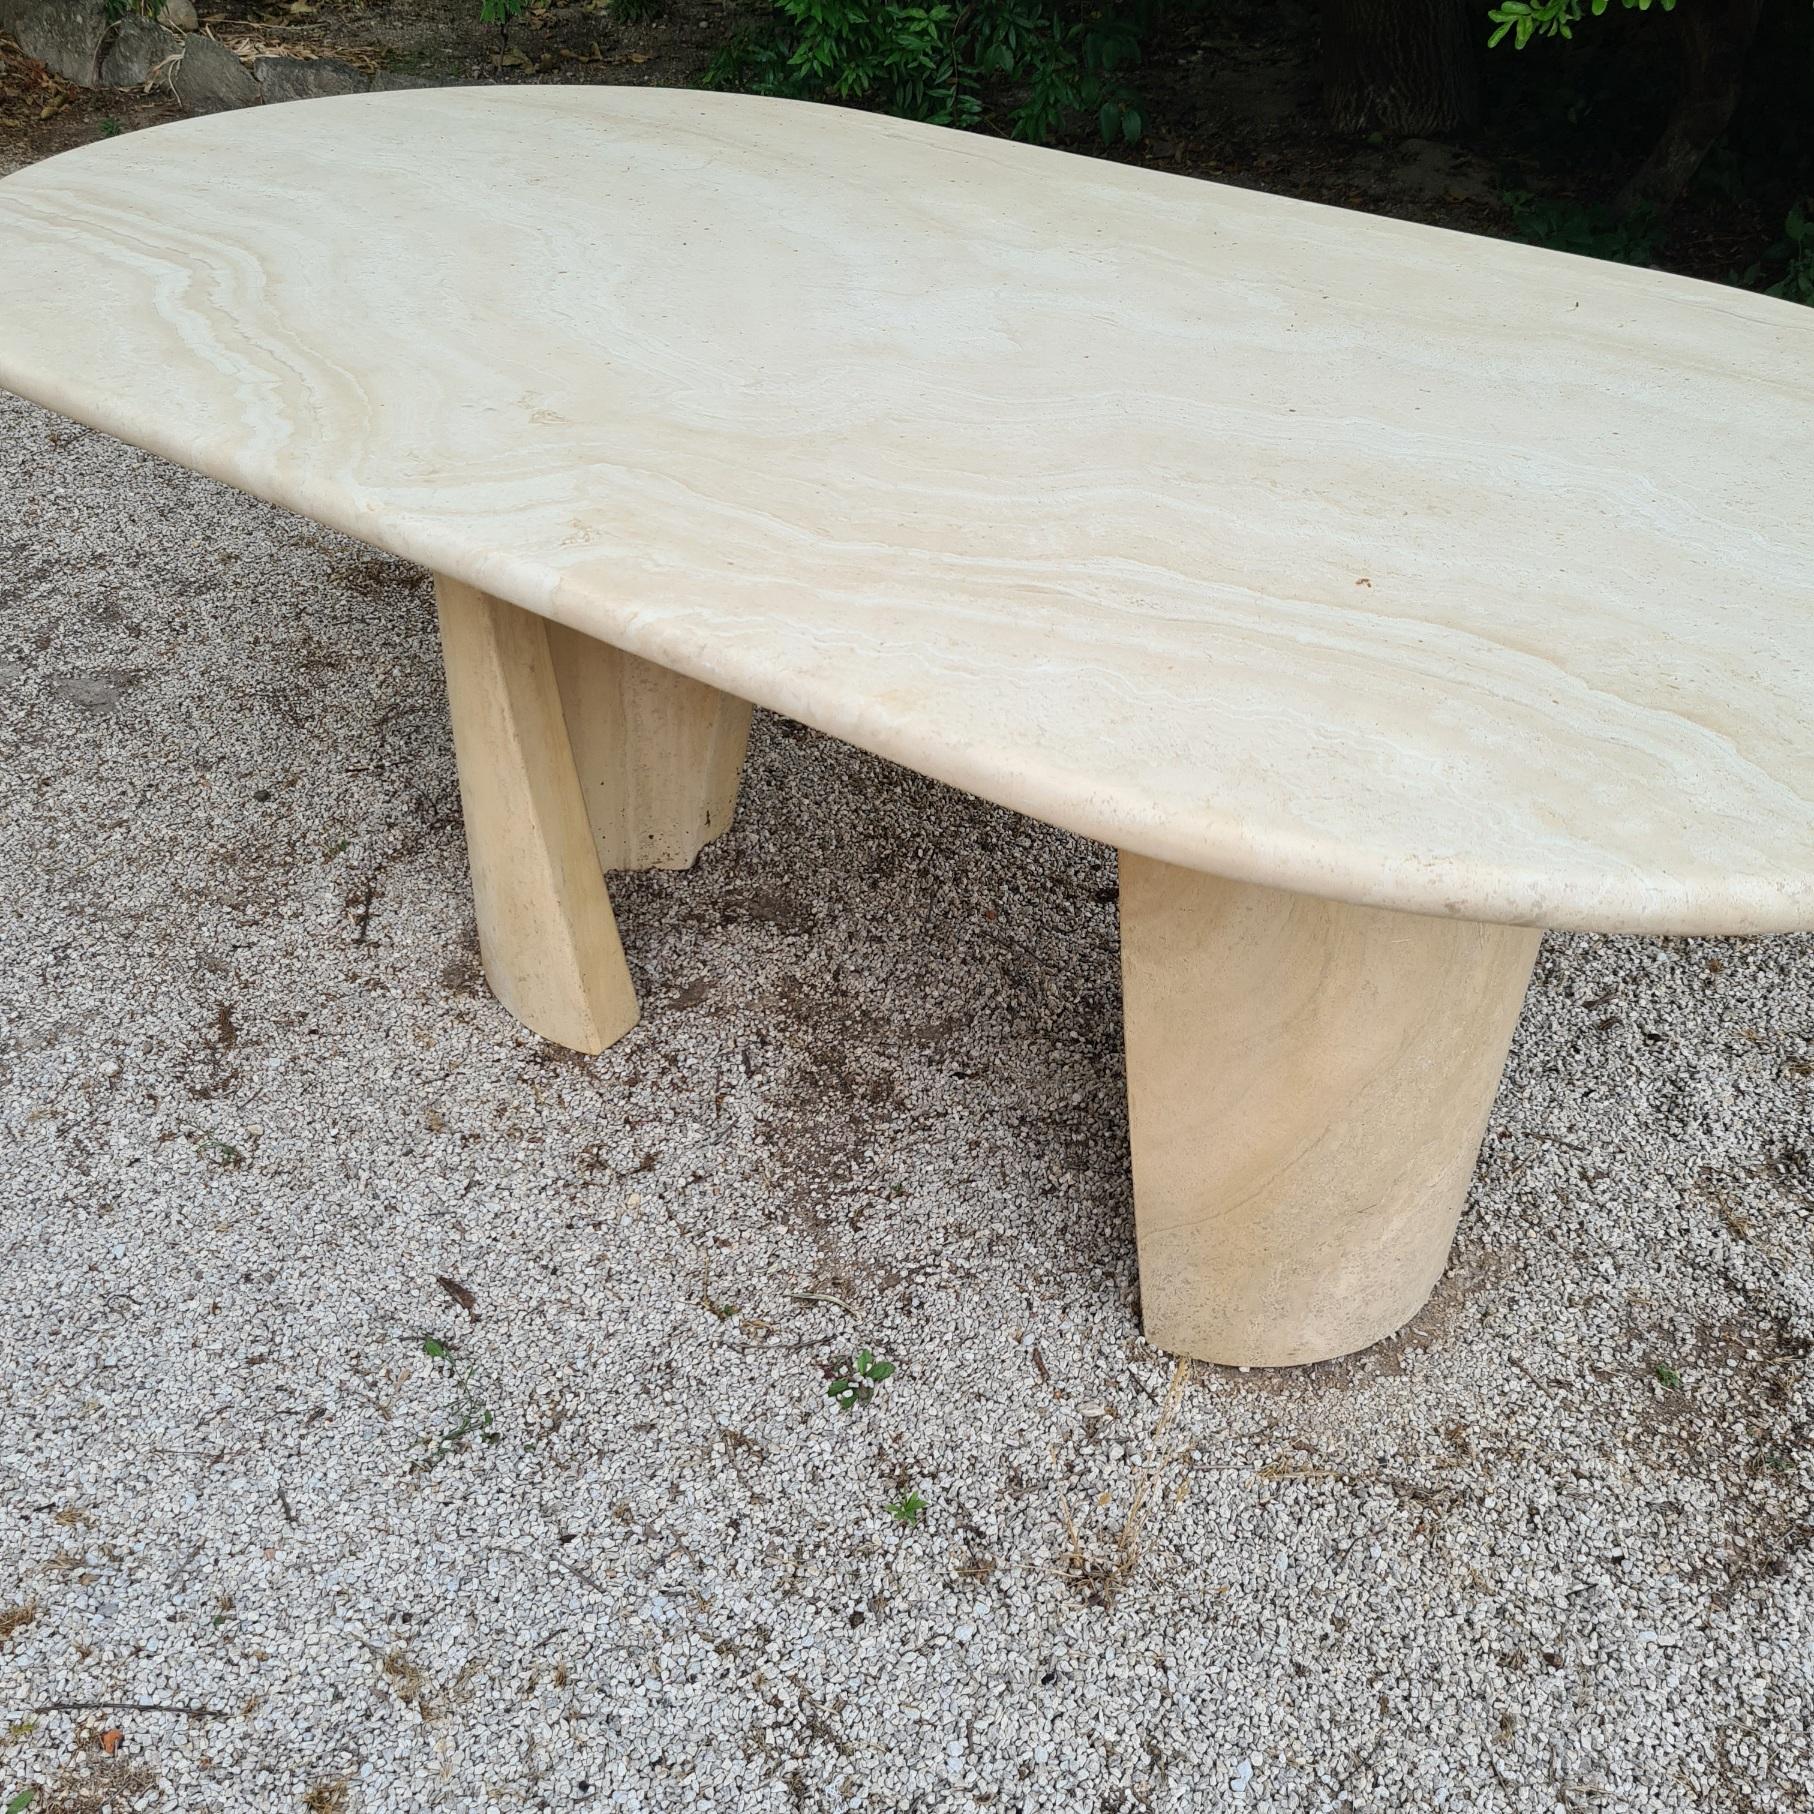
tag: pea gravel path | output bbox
[1,371,1811,1814]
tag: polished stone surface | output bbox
[1,86,1810,932]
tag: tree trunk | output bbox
[1321,0,1482,136]
[1616,0,1764,215]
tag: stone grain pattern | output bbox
[1120,857,1543,1364]
[0,86,1810,935]
[0,384,1810,1810]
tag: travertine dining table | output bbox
[1,86,1809,1367]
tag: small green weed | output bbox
[422,1380,497,1467]
[826,1349,895,1410]
[416,1338,499,1468]
[1653,1363,1683,1391]
[699,1260,739,1322]
[196,1135,245,1169]
[887,1491,927,1526]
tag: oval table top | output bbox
[2,87,1810,933]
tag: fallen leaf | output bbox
[436,1275,478,1319]
[98,1729,123,1756]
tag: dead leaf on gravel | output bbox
[437,1275,478,1319]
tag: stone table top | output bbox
[2,86,1810,932]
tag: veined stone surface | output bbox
[0,86,1809,933]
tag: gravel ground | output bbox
[1,377,1811,1814]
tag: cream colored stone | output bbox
[4,88,1813,1366]
[1118,854,1541,1365]
[545,623,751,872]
[435,576,639,1055]
[0,89,1810,934]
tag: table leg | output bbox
[434,576,640,1054]
[544,621,752,873]
[1117,853,1540,1367]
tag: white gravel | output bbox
[0,386,1810,1814]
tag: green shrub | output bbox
[1503,189,1664,262]
[702,0,1153,145]
[1736,201,1814,304]
[1486,0,1675,52]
